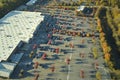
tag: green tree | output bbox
[0,2,3,8]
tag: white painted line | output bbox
[67,65,70,80]
[67,49,73,80]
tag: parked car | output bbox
[36,52,44,58]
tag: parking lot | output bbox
[7,0,111,80]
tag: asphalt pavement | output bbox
[8,0,111,80]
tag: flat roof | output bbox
[0,10,44,62]
[77,6,85,11]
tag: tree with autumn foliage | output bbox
[92,47,98,59]
[96,71,101,80]
[104,53,111,62]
